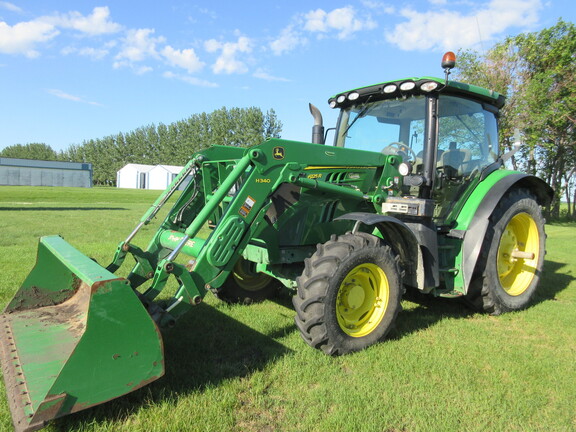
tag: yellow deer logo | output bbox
[273,146,285,160]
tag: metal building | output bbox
[0,157,93,188]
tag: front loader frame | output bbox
[107,139,403,328]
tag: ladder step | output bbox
[439,267,459,273]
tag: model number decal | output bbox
[307,174,322,179]
[256,178,271,183]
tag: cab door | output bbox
[431,95,500,223]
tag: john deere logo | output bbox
[273,146,285,160]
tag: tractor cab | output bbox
[329,62,505,223]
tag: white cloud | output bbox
[303,9,327,33]
[0,6,121,58]
[204,35,252,74]
[204,38,221,53]
[385,0,543,51]
[303,6,377,39]
[270,6,376,55]
[0,19,59,57]
[253,68,290,82]
[269,25,306,56]
[163,71,218,87]
[361,1,396,14]
[161,45,204,73]
[61,45,110,60]
[114,28,165,70]
[0,2,23,13]
[48,6,122,36]
[46,88,102,106]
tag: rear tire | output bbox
[293,232,403,356]
[216,257,279,304]
[467,189,545,315]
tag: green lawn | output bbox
[0,186,574,432]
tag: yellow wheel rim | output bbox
[336,263,389,337]
[232,259,271,292]
[497,212,540,296]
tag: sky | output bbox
[1,0,574,153]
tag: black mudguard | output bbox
[335,213,438,291]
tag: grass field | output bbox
[0,186,574,432]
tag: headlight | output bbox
[347,91,359,101]
[337,94,346,103]
[329,99,337,108]
[420,81,439,92]
[383,84,397,94]
[398,162,413,176]
[399,81,416,91]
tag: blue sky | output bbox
[1,0,574,152]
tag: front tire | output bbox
[293,232,403,356]
[467,189,546,315]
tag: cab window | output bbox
[437,96,499,177]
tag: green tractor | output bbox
[1,52,552,431]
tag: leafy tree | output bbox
[455,19,576,219]
[0,143,59,160]
[59,106,283,185]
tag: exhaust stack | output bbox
[309,103,325,144]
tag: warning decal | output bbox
[239,196,256,217]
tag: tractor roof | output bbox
[329,76,506,110]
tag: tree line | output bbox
[0,106,282,185]
[455,19,576,220]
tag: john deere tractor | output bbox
[1,52,552,431]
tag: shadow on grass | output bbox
[392,289,475,340]
[53,302,292,431]
[535,259,574,303]
[0,207,127,211]
[391,259,573,340]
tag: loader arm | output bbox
[116,139,401,326]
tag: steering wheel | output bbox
[381,142,417,162]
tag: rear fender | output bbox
[335,213,435,291]
[457,173,552,294]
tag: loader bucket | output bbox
[0,236,164,432]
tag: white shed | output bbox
[0,157,92,187]
[117,163,187,190]
[148,165,183,190]
[116,164,154,189]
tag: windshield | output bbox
[335,96,426,160]
[335,95,499,174]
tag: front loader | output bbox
[1,52,552,431]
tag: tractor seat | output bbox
[438,146,471,177]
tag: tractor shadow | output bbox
[53,302,292,431]
[391,289,475,340]
[0,207,127,211]
[390,259,572,340]
[534,259,574,304]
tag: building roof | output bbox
[0,157,92,171]
[155,165,183,174]
[118,163,184,174]
[119,163,155,172]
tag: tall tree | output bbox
[59,106,283,185]
[455,19,576,219]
